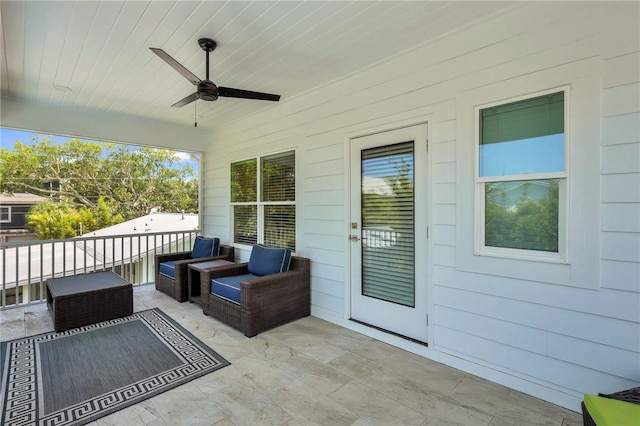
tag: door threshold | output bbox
[349,318,428,346]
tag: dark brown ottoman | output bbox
[46,271,133,332]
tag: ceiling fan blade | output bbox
[150,48,201,85]
[171,92,200,108]
[218,87,280,102]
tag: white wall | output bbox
[202,2,640,411]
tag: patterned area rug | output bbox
[0,308,230,426]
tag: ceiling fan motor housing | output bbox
[198,81,219,101]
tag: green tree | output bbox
[25,197,125,239]
[26,202,78,240]
[93,197,124,230]
[1,135,198,224]
[485,180,559,252]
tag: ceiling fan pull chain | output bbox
[194,101,197,127]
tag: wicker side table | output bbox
[46,271,133,332]
[187,259,234,305]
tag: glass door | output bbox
[349,124,428,343]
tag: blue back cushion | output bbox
[159,261,176,279]
[191,236,220,259]
[247,244,292,276]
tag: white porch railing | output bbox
[0,230,199,308]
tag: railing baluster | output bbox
[136,235,141,284]
[27,246,32,305]
[14,246,20,305]
[39,243,44,303]
[128,236,133,283]
[1,246,5,308]
[145,234,150,285]
[0,230,198,309]
[51,242,55,280]
[120,237,124,278]
[63,240,67,277]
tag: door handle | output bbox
[349,235,360,242]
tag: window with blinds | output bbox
[478,90,566,255]
[361,142,415,307]
[230,150,295,251]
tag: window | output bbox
[477,89,567,260]
[0,206,10,223]
[231,150,296,250]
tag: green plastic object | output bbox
[583,394,640,426]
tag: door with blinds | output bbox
[349,124,428,343]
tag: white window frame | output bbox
[456,58,601,289]
[230,149,296,250]
[474,86,570,263]
[0,206,11,223]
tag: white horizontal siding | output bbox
[602,83,640,117]
[602,113,640,146]
[434,327,640,395]
[601,260,640,292]
[601,143,640,174]
[435,306,549,355]
[202,1,640,411]
[434,266,639,322]
[601,204,640,233]
[436,286,639,352]
[602,233,640,263]
[602,52,640,89]
[547,334,640,381]
[601,173,640,203]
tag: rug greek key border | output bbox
[1,308,229,426]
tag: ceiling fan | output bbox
[150,38,280,108]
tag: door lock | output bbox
[349,235,360,242]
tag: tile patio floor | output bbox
[0,284,583,425]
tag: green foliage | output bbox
[230,159,256,203]
[26,202,78,240]
[1,135,198,238]
[261,152,295,202]
[485,179,559,252]
[25,197,125,239]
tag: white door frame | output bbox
[343,118,432,343]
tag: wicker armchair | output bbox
[201,255,310,337]
[155,240,234,302]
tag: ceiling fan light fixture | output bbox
[199,92,218,101]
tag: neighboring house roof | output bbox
[0,192,48,205]
[85,212,198,237]
[0,212,200,288]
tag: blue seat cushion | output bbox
[247,245,292,276]
[211,274,257,305]
[191,236,220,259]
[159,261,176,279]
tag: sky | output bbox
[480,134,564,177]
[0,127,199,173]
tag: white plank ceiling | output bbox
[1,1,515,131]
